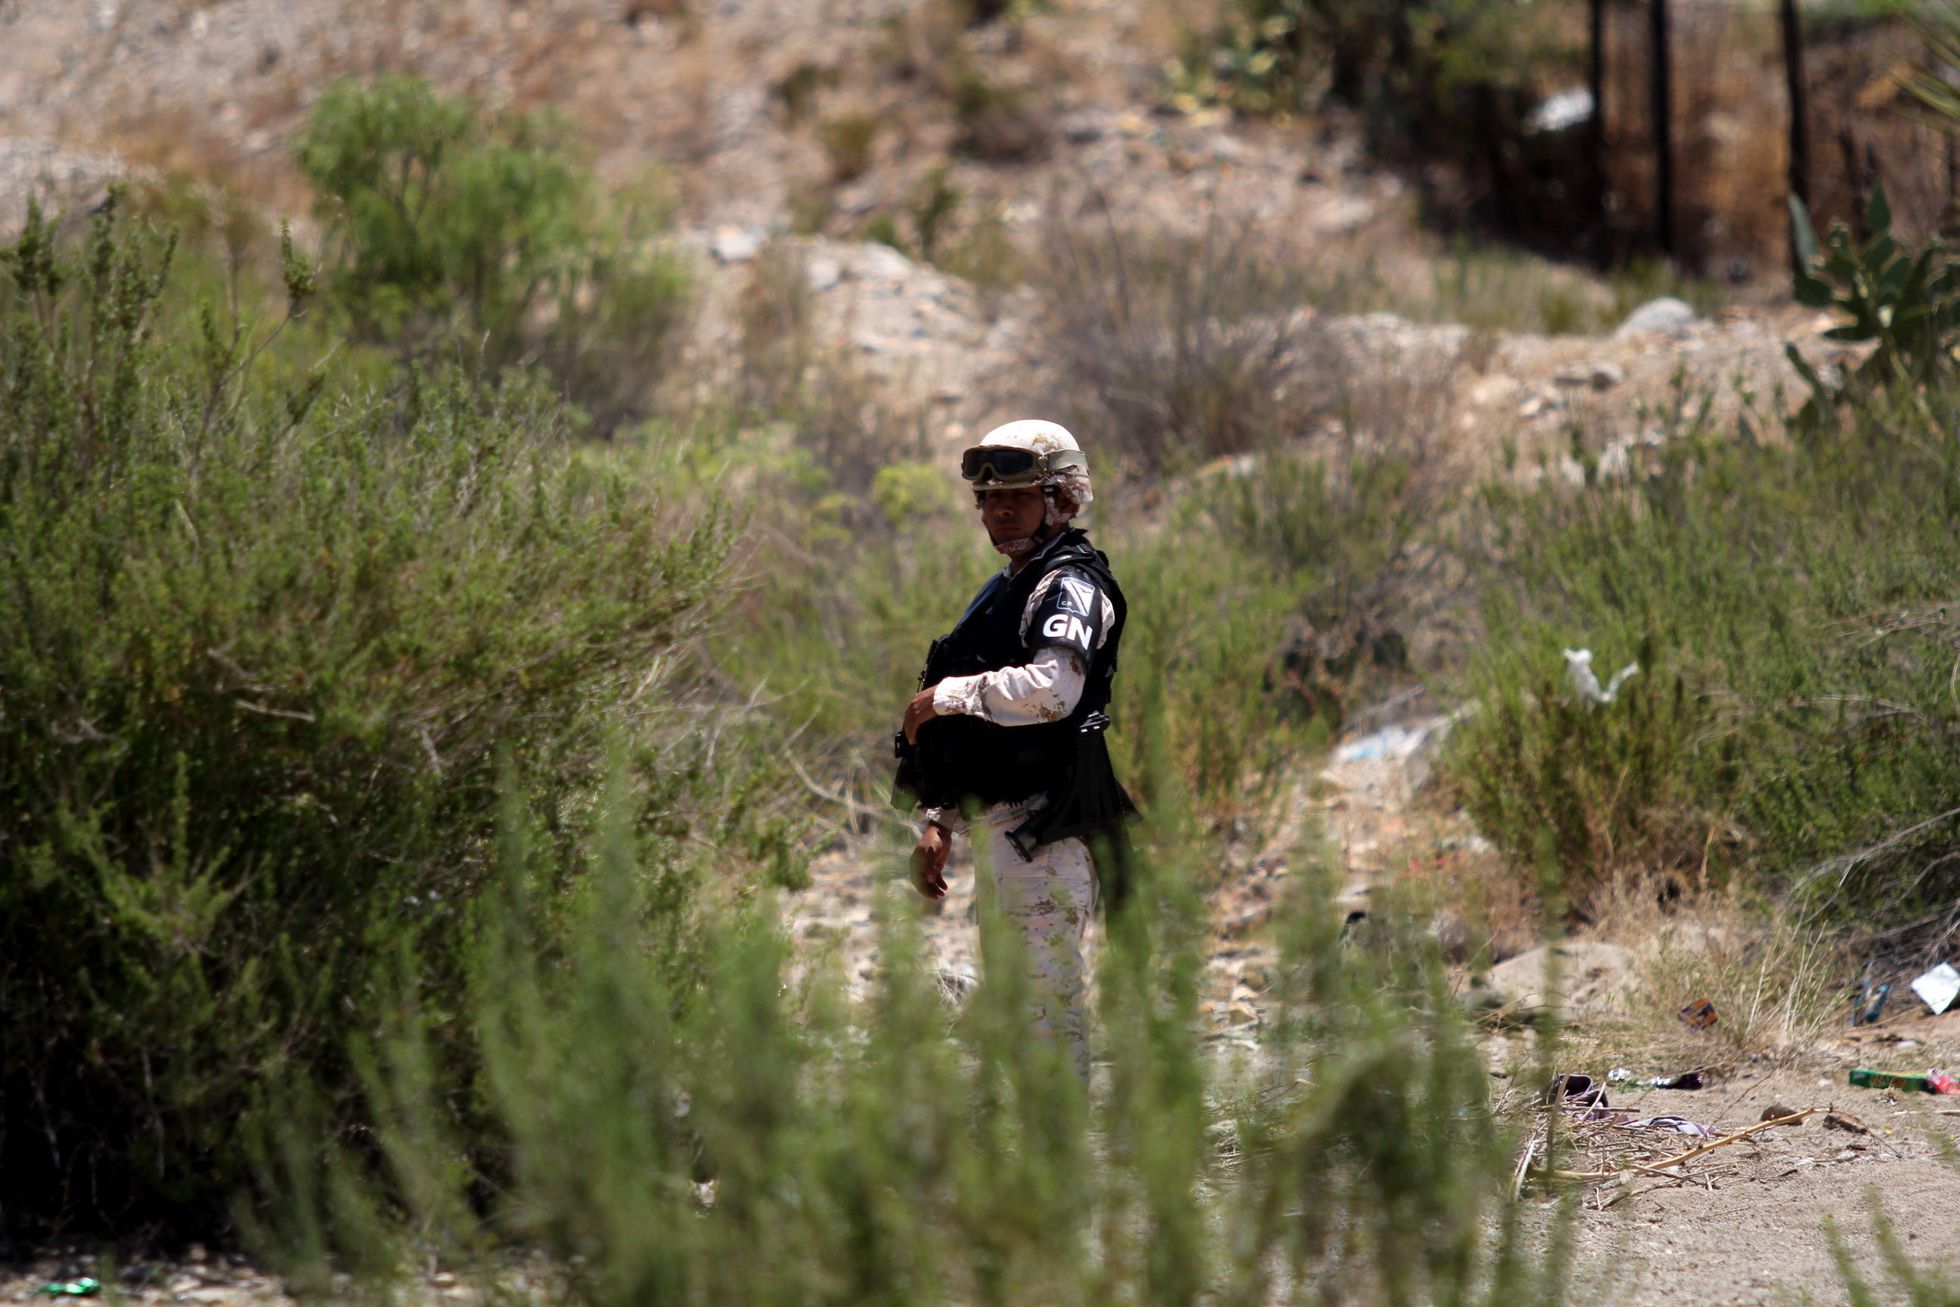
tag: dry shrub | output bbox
[817,111,881,182]
[949,62,1051,162]
[1034,194,1338,478]
[1390,822,1542,969]
[737,239,817,412]
[876,0,971,85]
[1605,885,1843,1061]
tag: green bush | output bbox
[0,197,736,1239]
[296,75,690,429]
[1788,186,1958,430]
[1443,382,1960,923]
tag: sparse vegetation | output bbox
[1036,201,1335,476]
[949,63,1050,162]
[10,5,1960,1294]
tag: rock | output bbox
[1554,361,1624,390]
[1430,911,1473,964]
[1205,132,1246,165]
[1466,941,1638,1024]
[1308,194,1377,236]
[708,226,762,264]
[1614,296,1697,339]
[1058,110,1111,144]
[804,252,841,292]
[1466,373,1521,407]
[853,241,917,282]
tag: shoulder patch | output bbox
[1026,567,1106,661]
[1056,575,1096,618]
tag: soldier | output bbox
[895,419,1133,1081]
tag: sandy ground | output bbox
[1549,1063,1960,1304]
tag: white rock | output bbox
[1614,296,1697,339]
[853,242,918,281]
[1308,194,1377,235]
[805,254,842,293]
[1470,941,1639,1023]
[708,227,762,264]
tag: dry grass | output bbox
[1396,826,1543,969]
[737,238,817,411]
[1128,0,1229,69]
[1032,194,1344,477]
[1600,884,1845,1062]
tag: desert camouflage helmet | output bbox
[959,419,1090,491]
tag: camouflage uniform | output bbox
[924,565,1119,1081]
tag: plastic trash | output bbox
[1909,962,1960,1016]
[37,1280,100,1298]
[1331,718,1449,765]
[1606,1067,1633,1084]
[1524,87,1595,135]
[1849,1068,1931,1092]
[1543,1072,1607,1108]
[1930,1071,1960,1095]
[1856,981,1891,1025]
[1622,1114,1717,1137]
[1678,997,1717,1029]
[1563,648,1640,705]
[1650,1069,1705,1090]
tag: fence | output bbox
[1594,0,1951,275]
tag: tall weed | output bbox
[1036,200,1335,477]
[247,762,1556,1307]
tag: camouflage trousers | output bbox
[972,804,1098,1083]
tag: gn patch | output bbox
[1029,568,1105,660]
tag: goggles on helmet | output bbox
[959,445,1086,487]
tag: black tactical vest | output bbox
[893,528,1133,853]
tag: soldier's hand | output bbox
[902,687,940,744]
[911,823,951,900]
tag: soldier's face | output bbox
[977,485,1046,554]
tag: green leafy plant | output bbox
[1787,186,1960,420]
[242,754,1558,1307]
[1164,1,1314,118]
[1444,384,1960,927]
[1902,1,1960,128]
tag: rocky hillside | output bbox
[0,0,1861,465]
